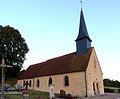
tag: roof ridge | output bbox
[47,52,76,62]
[29,52,76,66]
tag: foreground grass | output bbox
[4,90,50,99]
[4,90,82,99]
[104,86,120,93]
[5,94,21,99]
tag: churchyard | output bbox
[0,83,50,99]
[0,75,82,99]
[0,90,50,99]
[0,83,82,99]
[1,92,120,99]
[1,79,120,99]
[0,83,120,99]
[0,89,82,99]
[0,83,80,99]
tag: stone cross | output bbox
[0,58,12,99]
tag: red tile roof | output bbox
[19,47,93,79]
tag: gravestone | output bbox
[60,89,66,97]
[15,84,22,91]
[49,84,55,99]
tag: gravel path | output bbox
[84,93,120,99]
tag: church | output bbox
[17,8,104,97]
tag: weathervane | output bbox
[80,0,83,9]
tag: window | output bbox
[25,81,29,88]
[37,79,40,87]
[29,80,32,87]
[48,77,52,86]
[64,76,69,86]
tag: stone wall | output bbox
[18,72,86,96]
[86,49,104,96]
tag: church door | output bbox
[96,83,100,94]
[93,83,96,95]
[93,82,100,95]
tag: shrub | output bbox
[118,89,120,93]
[104,88,114,93]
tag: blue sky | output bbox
[0,0,120,81]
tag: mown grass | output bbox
[5,94,21,99]
[4,90,50,99]
[3,90,82,99]
[104,86,120,93]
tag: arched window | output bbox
[25,81,29,88]
[64,76,69,86]
[48,77,52,86]
[23,81,25,87]
[29,80,32,87]
[37,79,40,87]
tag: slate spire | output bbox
[75,8,92,54]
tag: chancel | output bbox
[17,6,104,97]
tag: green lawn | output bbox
[104,86,120,93]
[4,90,50,99]
[3,90,82,99]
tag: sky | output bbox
[0,0,120,81]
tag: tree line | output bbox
[104,78,120,88]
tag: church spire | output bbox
[75,8,92,55]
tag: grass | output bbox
[4,90,50,99]
[104,86,120,93]
[29,90,50,99]
[4,94,21,99]
[3,90,82,99]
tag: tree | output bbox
[104,78,120,88]
[0,25,29,77]
[104,78,112,87]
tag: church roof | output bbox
[19,47,93,79]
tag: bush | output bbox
[104,88,114,93]
[118,89,120,93]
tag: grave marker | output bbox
[49,84,55,99]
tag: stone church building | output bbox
[17,9,104,97]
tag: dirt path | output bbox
[84,93,120,99]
